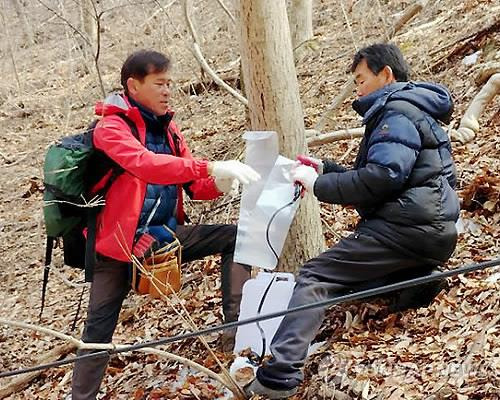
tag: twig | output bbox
[3,153,29,167]
[215,0,235,23]
[140,0,177,26]
[183,0,248,106]
[35,0,91,47]
[0,150,13,164]
[340,0,358,52]
[132,258,245,398]
[92,5,106,98]
[0,6,21,92]
[49,264,86,289]
[114,233,244,398]
[374,0,390,41]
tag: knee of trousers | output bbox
[220,224,237,252]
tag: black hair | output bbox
[351,43,410,81]
[120,50,171,94]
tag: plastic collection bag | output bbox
[234,271,295,355]
[234,131,299,270]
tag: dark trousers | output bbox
[71,224,250,400]
[257,231,435,390]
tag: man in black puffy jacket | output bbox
[245,43,460,399]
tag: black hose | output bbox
[1,257,498,379]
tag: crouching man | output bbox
[245,43,459,399]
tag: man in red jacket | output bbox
[71,50,260,399]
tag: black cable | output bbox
[258,183,301,360]
[1,257,498,379]
[265,183,302,261]
[255,275,276,361]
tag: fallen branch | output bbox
[0,317,231,394]
[449,73,500,144]
[0,343,76,398]
[0,151,12,164]
[183,0,247,106]
[315,0,427,131]
[430,17,500,73]
[307,127,364,146]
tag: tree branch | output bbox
[0,343,76,397]
[314,0,428,131]
[215,0,236,23]
[35,0,91,47]
[182,0,248,106]
[307,127,364,146]
[0,317,236,394]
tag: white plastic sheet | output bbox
[234,131,299,269]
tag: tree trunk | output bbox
[10,0,35,46]
[239,0,324,273]
[288,0,313,61]
[79,0,97,60]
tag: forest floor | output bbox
[0,0,498,399]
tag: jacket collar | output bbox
[127,97,173,129]
[352,82,409,124]
[95,93,174,125]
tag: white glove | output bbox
[215,177,240,196]
[291,164,318,193]
[211,160,261,185]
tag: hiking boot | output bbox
[244,378,298,399]
[389,274,448,313]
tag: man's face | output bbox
[353,58,395,98]
[127,69,172,116]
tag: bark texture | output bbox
[239,0,324,273]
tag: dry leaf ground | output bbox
[0,0,498,399]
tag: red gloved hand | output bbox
[296,155,324,174]
[132,233,158,260]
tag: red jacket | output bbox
[92,94,220,261]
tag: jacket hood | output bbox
[95,93,134,118]
[94,93,174,120]
[353,81,453,124]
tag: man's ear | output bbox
[383,65,396,83]
[127,77,138,95]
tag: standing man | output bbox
[71,49,260,399]
[245,43,459,398]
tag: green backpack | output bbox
[41,115,137,320]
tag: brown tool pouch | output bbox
[131,234,182,299]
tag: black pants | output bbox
[71,224,250,400]
[256,231,435,390]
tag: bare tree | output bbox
[0,5,21,91]
[288,0,313,61]
[80,0,98,61]
[9,0,35,46]
[239,0,324,273]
